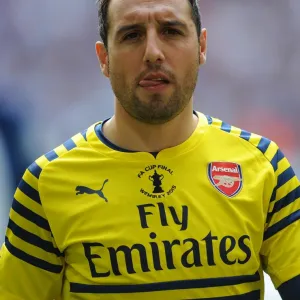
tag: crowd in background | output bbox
[0,1,299,298]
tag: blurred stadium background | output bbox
[0,1,299,299]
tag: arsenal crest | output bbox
[208,162,243,197]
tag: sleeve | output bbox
[278,275,300,300]
[260,146,300,289]
[0,163,65,300]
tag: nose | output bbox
[143,29,165,64]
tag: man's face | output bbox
[97,0,207,124]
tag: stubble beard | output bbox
[109,60,199,125]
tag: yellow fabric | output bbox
[0,112,299,299]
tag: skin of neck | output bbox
[102,97,198,153]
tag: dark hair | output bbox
[97,0,202,49]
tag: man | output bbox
[0,0,299,299]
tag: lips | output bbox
[139,72,170,87]
[139,79,169,87]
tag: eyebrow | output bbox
[115,20,188,37]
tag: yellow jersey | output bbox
[1,112,299,300]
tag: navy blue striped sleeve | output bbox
[0,162,64,299]
[261,145,300,288]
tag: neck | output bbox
[102,99,198,152]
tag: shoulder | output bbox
[27,125,94,181]
[203,113,282,171]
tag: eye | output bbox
[123,31,141,41]
[162,28,182,36]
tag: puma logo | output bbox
[75,179,109,202]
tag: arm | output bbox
[260,144,300,299]
[0,163,65,300]
[278,275,300,300]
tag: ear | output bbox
[95,41,109,78]
[199,28,207,66]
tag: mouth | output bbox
[138,72,171,93]
[138,79,170,92]
[139,78,169,86]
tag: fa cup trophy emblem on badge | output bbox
[149,170,164,193]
